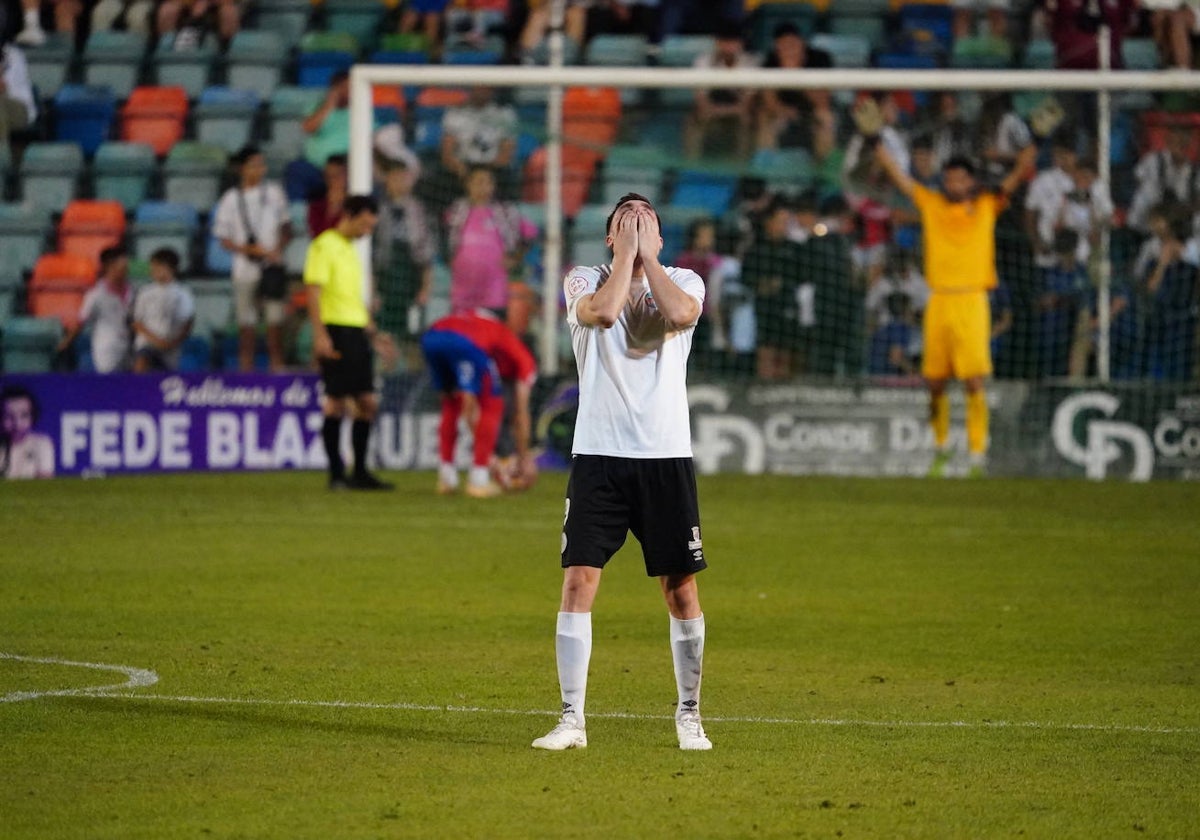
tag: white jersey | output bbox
[565,264,704,459]
[79,281,133,373]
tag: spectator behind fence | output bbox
[157,0,240,49]
[804,195,859,377]
[754,21,834,161]
[516,0,588,62]
[1036,0,1137,69]
[673,217,739,357]
[977,93,1034,187]
[952,0,1010,38]
[684,19,756,161]
[445,166,537,318]
[1025,136,1114,269]
[398,0,452,58]
[13,0,84,47]
[90,0,154,35]
[1142,0,1199,70]
[132,248,195,373]
[302,71,351,170]
[918,92,974,172]
[1127,125,1200,233]
[374,145,436,357]
[867,291,920,376]
[1141,207,1199,382]
[743,197,805,380]
[57,245,133,373]
[1036,228,1088,379]
[440,86,518,198]
[0,40,35,151]
[584,0,661,44]
[213,144,293,372]
[308,154,348,238]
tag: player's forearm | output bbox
[586,256,634,326]
[306,285,327,335]
[643,258,700,326]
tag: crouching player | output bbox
[420,312,537,497]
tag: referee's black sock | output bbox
[322,416,344,479]
[351,419,371,477]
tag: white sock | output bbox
[468,465,490,486]
[555,611,591,726]
[438,462,458,486]
[670,614,705,719]
[24,9,40,28]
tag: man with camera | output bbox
[214,144,293,372]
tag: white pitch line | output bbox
[0,652,158,703]
[3,653,1198,737]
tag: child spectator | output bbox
[132,249,195,373]
[684,19,757,161]
[1036,229,1088,378]
[867,291,920,376]
[674,217,739,357]
[308,154,348,238]
[57,246,133,373]
[754,21,834,161]
[1142,206,1200,381]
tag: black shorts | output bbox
[561,455,707,578]
[320,324,374,397]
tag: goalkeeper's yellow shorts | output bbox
[921,290,993,381]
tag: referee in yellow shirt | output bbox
[304,194,393,491]
[874,137,1036,477]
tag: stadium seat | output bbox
[527,36,582,66]
[1021,38,1056,69]
[831,0,889,10]
[522,145,596,218]
[0,275,20,325]
[120,86,190,157]
[52,85,118,156]
[93,142,157,210]
[194,86,261,154]
[585,34,648,67]
[162,142,228,212]
[152,34,218,97]
[23,33,74,101]
[205,226,235,274]
[951,35,1013,69]
[297,31,359,88]
[875,51,940,69]
[657,206,710,262]
[749,147,814,191]
[324,0,387,52]
[82,30,149,99]
[670,171,738,217]
[225,30,288,99]
[252,0,313,49]
[600,164,664,205]
[1122,38,1160,71]
[898,4,954,55]
[0,204,54,287]
[268,86,326,159]
[19,142,85,214]
[131,201,200,274]
[177,334,214,371]
[184,279,234,339]
[58,200,128,267]
[28,253,99,330]
[828,15,886,49]
[563,87,622,153]
[659,35,715,68]
[810,33,873,68]
[443,42,505,66]
[571,203,611,240]
[0,316,63,373]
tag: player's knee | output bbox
[661,574,701,619]
[560,566,601,610]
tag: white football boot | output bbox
[531,714,587,750]
[675,713,712,750]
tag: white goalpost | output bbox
[348,59,1200,378]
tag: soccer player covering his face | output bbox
[532,194,712,752]
[873,136,1036,477]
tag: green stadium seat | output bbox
[951,35,1013,69]
[585,34,648,66]
[828,15,886,50]
[23,33,74,101]
[183,279,234,339]
[1,316,63,373]
[152,34,218,97]
[82,30,149,99]
[194,86,261,154]
[810,33,873,68]
[659,35,715,67]
[19,142,85,215]
[1021,38,1056,69]
[324,0,387,52]
[162,142,228,213]
[0,203,53,286]
[267,86,326,158]
[131,201,200,274]
[1122,38,1160,71]
[253,0,313,49]
[225,30,289,99]
[93,142,158,210]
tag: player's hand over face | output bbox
[611,210,639,262]
[635,210,661,262]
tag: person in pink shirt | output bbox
[445,166,537,318]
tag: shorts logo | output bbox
[687,525,702,551]
[567,275,589,298]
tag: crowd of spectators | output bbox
[1,0,1198,384]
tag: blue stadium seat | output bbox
[177,335,213,371]
[132,201,200,273]
[297,31,359,88]
[875,52,940,70]
[898,4,954,56]
[93,142,158,210]
[670,171,738,217]
[205,228,235,274]
[52,85,118,157]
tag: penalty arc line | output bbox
[3,653,1198,737]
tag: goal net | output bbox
[348,61,1200,391]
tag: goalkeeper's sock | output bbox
[351,419,371,477]
[322,415,343,479]
[439,395,460,464]
[556,611,592,726]
[930,392,950,451]
[670,614,705,719]
[966,389,989,457]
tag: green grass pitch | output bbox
[2,472,1198,839]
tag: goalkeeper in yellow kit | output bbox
[865,104,1036,476]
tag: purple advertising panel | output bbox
[0,373,326,478]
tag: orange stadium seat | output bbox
[522,144,597,218]
[562,87,622,152]
[120,86,190,156]
[1140,111,1200,159]
[58,200,128,267]
[28,252,99,330]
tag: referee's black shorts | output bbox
[319,324,374,397]
[561,455,707,578]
